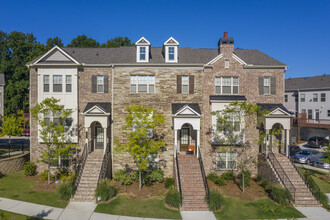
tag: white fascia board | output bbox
[164,37,179,46]
[83,106,107,115]
[135,37,151,45]
[268,107,293,116]
[175,105,201,116]
[206,53,223,65]
[33,46,80,65]
[232,54,247,65]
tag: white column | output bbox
[286,129,290,157]
[103,127,107,154]
[197,130,200,158]
[174,129,178,158]
[265,129,270,156]
[85,127,88,153]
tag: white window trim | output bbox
[97,76,105,93]
[225,60,229,68]
[313,93,318,102]
[66,75,72,93]
[53,75,63,92]
[130,75,155,93]
[165,46,178,63]
[264,77,270,95]
[182,75,189,94]
[300,94,305,102]
[216,152,237,170]
[215,77,239,95]
[321,93,326,102]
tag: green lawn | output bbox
[0,209,41,220]
[0,172,68,208]
[296,167,330,193]
[95,195,181,219]
[215,197,305,220]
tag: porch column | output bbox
[103,127,107,154]
[265,129,270,156]
[286,129,290,157]
[174,129,178,158]
[85,127,88,153]
[196,130,200,158]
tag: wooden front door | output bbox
[94,124,104,149]
[180,128,190,151]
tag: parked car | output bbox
[314,155,330,169]
[291,149,323,164]
[289,145,301,157]
[308,136,329,148]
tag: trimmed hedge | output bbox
[23,161,36,176]
[165,177,175,189]
[268,184,293,205]
[113,170,132,185]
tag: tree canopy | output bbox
[67,35,100,48]
[101,36,134,48]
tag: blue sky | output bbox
[1,0,329,78]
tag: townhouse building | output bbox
[28,33,303,207]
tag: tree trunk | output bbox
[139,170,142,190]
[8,136,11,157]
[242,171,245,193]
[48,163,51,185]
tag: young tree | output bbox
[1,110,24,157]
[213,101,267,192]
[321,144,330,177]
[115,104,165,190]
[31,98,76,184]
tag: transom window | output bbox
[130,75,155,93]
[216,152,237,170]
[182,76,189,94]
[53,75,62,92]
[97,76,104,93]
[300,94,305,102]
[321,93,326,102]
[43,75,49,92]
[66,75,72,92]
[215,77,238,94]
[264,77,270,95]
[168,47,175,60]
[313,93,318,102]
[139,47,146,61]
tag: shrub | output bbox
[113,170,132,185]
[40,170,55,181]
[131,170,140,182]
[143,174,152,186]
[207,173,226,186]
[261,179,270,188]
[221,171,235,181]
[23,161,36,176]
[95,179,117,202]
[150,170,164,183]
[268,184,293,205]
[55,168,69,180]
[238,170,251,188]
[57,181,73,200]
[165,187,181,208]
[314,190,329,206]
[165,177,175,189]
[205,191,224,211]
[207,173,219,182]
[255,174,263,182]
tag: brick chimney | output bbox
[218,32,234,56]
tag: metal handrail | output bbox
[175,150,182,206]
[198,146,210,197]
[73,145,88,195]
[98,148,110,183]
[268,153,296,202]
[293,164,321,201]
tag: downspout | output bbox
[111,64,114,177]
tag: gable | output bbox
[267,108,292,117]
[44,50,72,62]
[32,46,80,65]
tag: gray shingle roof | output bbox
[28,47,286,66]
[83,102,111,114]
[210,95,247,101]
[172,103,201,115]
[258,103,291,114]
[0,74,5,85]
[285,75,330,91]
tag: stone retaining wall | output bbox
[257,154,280,184]
[0,153,30,175]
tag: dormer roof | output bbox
[164,37,179,46]
[135,37,151,46]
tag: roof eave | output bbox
[243,65,288,69]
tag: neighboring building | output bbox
[0,74,5,118]
[285,75,330,140]
[27,33,294,204]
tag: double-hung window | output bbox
[53,75,62,92]
[182,76,189,94]
[130,75,155,93]
[300,94,305,102]
[313,93,318,102]
[44,110,51,125]
[168,47,175,61]
[66,75,72,92]
[308,109,313,119]
[215,77,238,94]
[284,95,288,102]
[328,110,330,117]
[216,152,237,170]
[264,77,270,95]
[321,93,326,102]
[44,75,50,92]
[139,47,146,61]
[97,76,104,93]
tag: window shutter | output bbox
[259,77,264,95]
[92,75,97,93]
[271,77,276,94]
[189,75,194,94]
[177,75,182,93]
[104,75,109,93]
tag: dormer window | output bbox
[135,37,151,63]
[164,37,179,63]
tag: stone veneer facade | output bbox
[29,36,286,178]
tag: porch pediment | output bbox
[30,46,80,66]
[172,103,201,116]
[83,102,111,115]
[258,103,293,117]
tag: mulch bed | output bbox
[110,180,166,200]
[25,174,58,191]
[208,179,267,201]
[320,175,330,182]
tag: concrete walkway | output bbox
[296,207,330,220]
[180,211,216,220]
